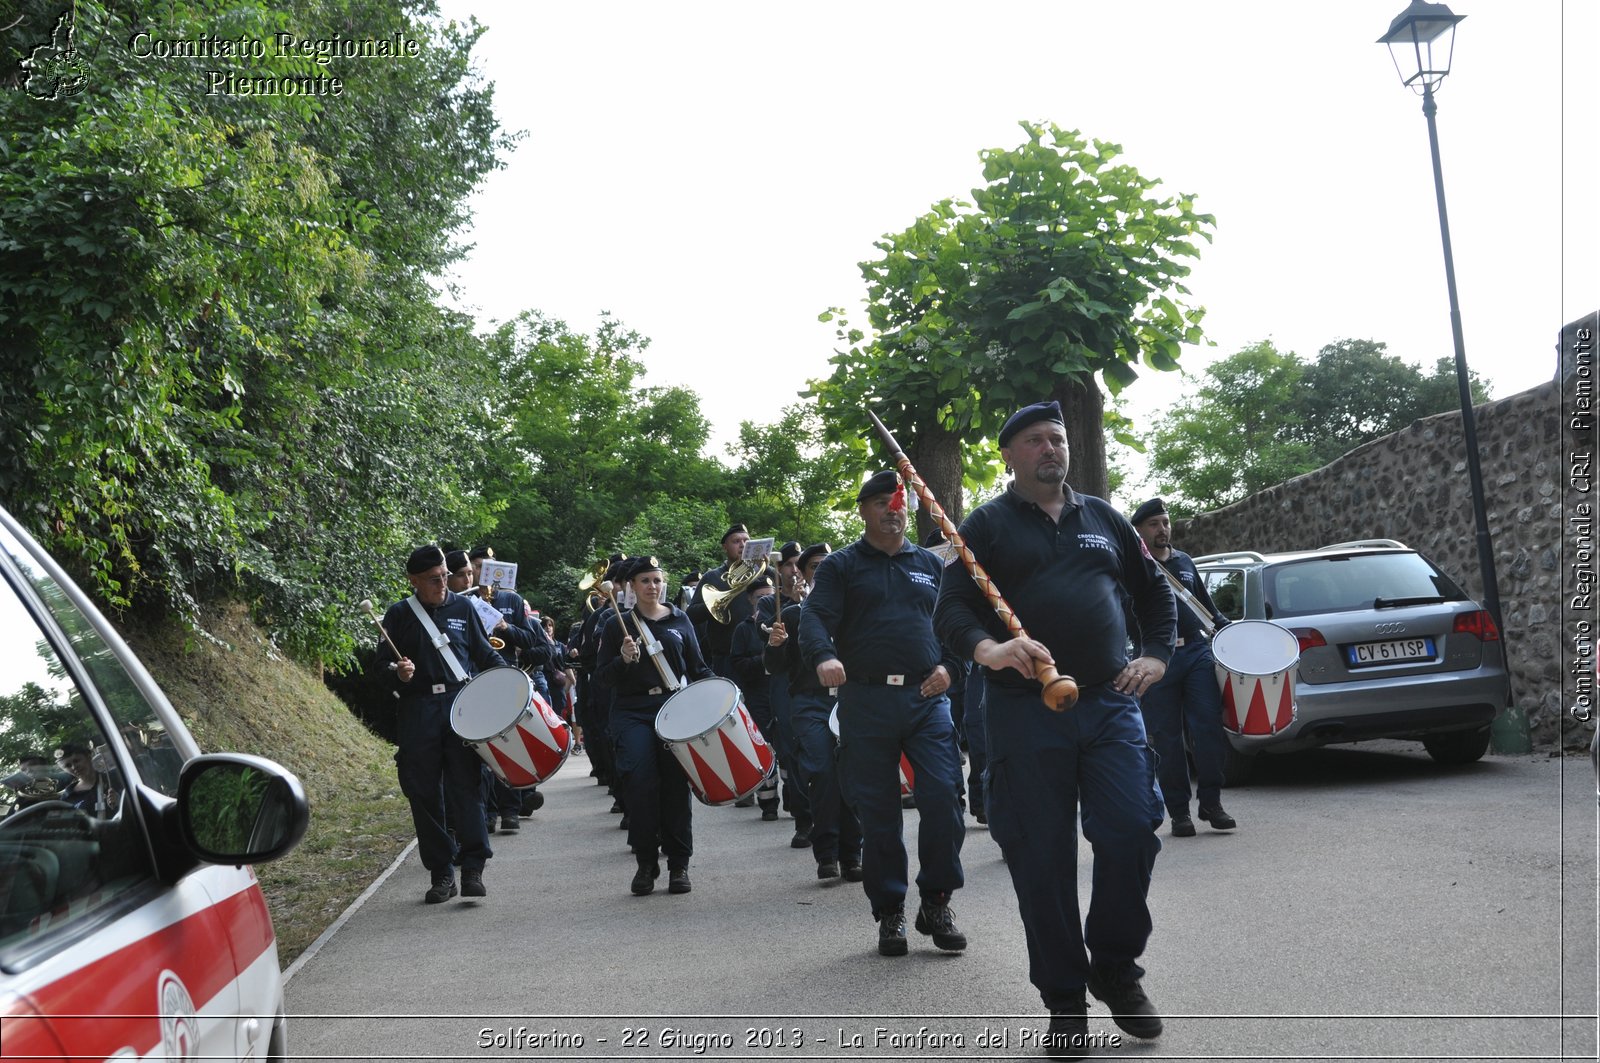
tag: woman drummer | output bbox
[595,555,714,896]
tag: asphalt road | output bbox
[283,741,1597,1062]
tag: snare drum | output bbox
[828,704,915,797]
[654,678,776,806]
[450,666,572,787]
[1210,620,1300,738]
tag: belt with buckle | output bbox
[858,674,907,686]
[648,686,664,696]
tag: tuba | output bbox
[702,554,769,625]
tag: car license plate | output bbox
[1347,638,1435,665]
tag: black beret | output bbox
[779,540,802,563]
[406,544,446,574]
[721,523,748,543]
[444,549,470,572]
[625,555,663,580]
[468,545,495,561]
[797,542,832,570]
[744,572,773,595]
[856,470,899,503]
[997,400,1065,448]
[1130,498,1168,526]
[683,571,702,584]
[603,560,631,583]
[608,552,628,565]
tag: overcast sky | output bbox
[434,0,1595,485]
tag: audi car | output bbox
[0,504,309,1060]
[1194,539,1511,783]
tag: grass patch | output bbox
[124,602,412,964]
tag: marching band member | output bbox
[595,555,714,896]
[729,574,783,820]
[798,472,967,957]
[687,523,753,679]
[374,544,504,904]
[766,542,861,880]
[933,400,1175,1058]
[766,541,813,847]
[575,555,629,805]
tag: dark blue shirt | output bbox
[377,591,504,696]
[595,605,714,711]
[933,484,1176,690]
[1161,549,1225,644]
[799,536,960,683]
[765,599,828,696]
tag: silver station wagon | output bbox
[1193,540,1511,783]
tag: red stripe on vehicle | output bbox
[10,884,274,1059]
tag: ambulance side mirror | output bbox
[177,754,310,866]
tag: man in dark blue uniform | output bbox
[687,524,755,679]
[375,544,505,904]
[730,574,784,820]
[469,546,555,832]
[766,540,813,846]
[1130,498,1237,837]
[800,471,967,958]
[767,542,862,881]
[934,401,1176,1059]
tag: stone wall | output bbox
[1174,377,1583,751]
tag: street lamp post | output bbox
[1379,0,1530,752]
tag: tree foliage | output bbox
[814,121,1213,533]
[0,0,513,663]
[1148,338,1493,514]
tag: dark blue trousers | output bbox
[963,667,989,813]
[985,681,1163,1010]
[835,684,964,919]
[769,674,811,825]
[611,706,692,870]
[395,691,492,874]
[789,690,860,865]
[1140,640,1228,815]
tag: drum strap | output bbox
[406,595,469,684]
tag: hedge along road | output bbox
[282,740,1595,1062]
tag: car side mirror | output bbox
[177,754,309,865]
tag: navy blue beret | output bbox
[997,400,1065,448]
[797,543,831,569]
[1130,498,1167,526]
[406,544,446,575]
[856,470,899,503]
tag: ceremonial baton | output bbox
[865,410,1078,711]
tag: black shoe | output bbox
[631,861,660,896]
[424,873,457,904]
[499,816,520,832]
[609,799,624,814]
[668,869,691,894]
[619,813,630,830]
[460,867,486,898]
[817,860,841,879]
[1086,964,1163,1040]
[1170,814,1196,837]
[524,789,545,812]
[1198,804,1237,830]
[485,818,497,835]
[842,861,864,882]
[877,908,908,956]
[1043,994,1090,1061]
[914,892,967,952]
[734,794,755,808]
[790,829,811,849]
[761,805,780,821]
[974,806,988,825]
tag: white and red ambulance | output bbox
[0,505,309,1061]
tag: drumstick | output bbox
[866,409,1079,712]
[1155,563,1217,637]
[359,599,405,664]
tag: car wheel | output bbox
[1220,743,1256,787]
[1422,727,1491,765]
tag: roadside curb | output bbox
[281,837,418,985]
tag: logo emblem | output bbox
[1373,622,1407,636]
[157,970,199,1061]
[21,10,89,101]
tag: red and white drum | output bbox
[450,666,571,787]
[1211,620,1300,738]
[828,704,915,797]
[654,677,776,806]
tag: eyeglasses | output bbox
[417,573,449,585]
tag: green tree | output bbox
[814,121,1213,534]
[1148,341,1317,513]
